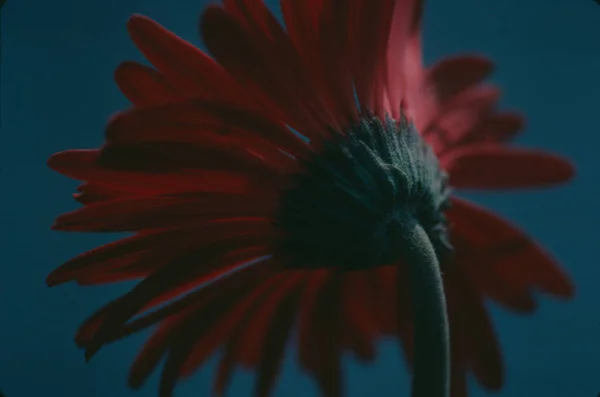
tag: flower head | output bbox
[47,1,574,397]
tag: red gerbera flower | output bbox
[47,1,574,397]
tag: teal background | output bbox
[0,0,599,396]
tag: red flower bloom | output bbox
[47,1,574,397]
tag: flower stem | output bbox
[400,220,450,397]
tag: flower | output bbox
[47,1,574,397]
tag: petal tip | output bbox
[47,151,66,171]
[46,276,61,287]
[127,14,160,38]
[48,149,97,174]
[45,275,58,287]
[557,278,576,299]
[559,158,576,181]
[114,61,137,80]
[128,14,152,27]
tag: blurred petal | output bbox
[426,55,494,104]
[114,62,182,107]
[444,144,574,189]
[445,263,503,390]
[448,197,575,298]
[456,112,524,146]
[48,150,251,195]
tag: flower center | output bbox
[274,114,452,271]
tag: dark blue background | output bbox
[1,0,598,396]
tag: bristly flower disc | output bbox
[276,114,452,270]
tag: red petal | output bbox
[201,5,334,137]
[73,183,138,205]
[281,0,361,132]
[434,111,524,154]
[95,245,268,305]
[340,271,379,362]
[253,274,305,397]
[450,235,537,313]
[425,85,500,151]
[114,62,182,107]
[279,0,328,119]
[442,277,471,397]
[96,143,286,182]
[77,257,281,350]
[127,310,189,389]
[179,274,285,378]
[105,100,310,162]
[135,260,282,396]
[126,15,242,102]
[370,266,402,335]
[426,55,494,104]
[72,250,150,286]
[298,272,344,397]
[213,350,236,396]
[174,276,281,381]
[226,0,348,132]
[211,273,288,396]
[142,245,270,311]
[52,194,276,232]
[458,111,524,145]
[444,145,574,189]
[79,257,278,362]
[233,273,304,367]
[386,0,422,116]
[449,365,468,397]
[445,263,503,390]
[127,13,321,140]
[48,218,269,286]
[296,270,331,350]
[279,0,322,60]
[448,197,574,298]
[393,264,415,366]
[312,0,358,124]
[154,281,260,397]
[48,150,251,194]
[348,0,394,116]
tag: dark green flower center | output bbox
[274,114,452,270]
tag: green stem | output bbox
[400,220,450,397]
